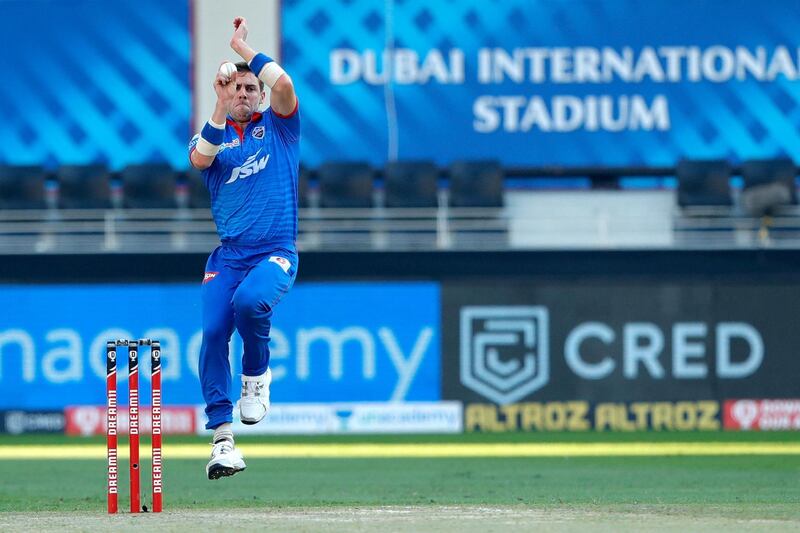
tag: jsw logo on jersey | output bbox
[226,150,270,185]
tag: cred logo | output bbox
[460,306,549,405]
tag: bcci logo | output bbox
[460,306,549,404]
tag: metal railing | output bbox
[2,204,800,254]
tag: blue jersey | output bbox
[189,104,300,250]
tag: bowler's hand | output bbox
[214,62,237,106]
[231,17,249,51]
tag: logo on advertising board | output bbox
[443,282,789,411]
[0,282,439,409]
[464,400,720,432]
[460,306,549,405]
[724,399,800,431]
[0,410,65,435]
[65,406,196,435]
[221,402,463,435]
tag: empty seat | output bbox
[120,164,178,208]
[384,161,439,208]
[298,164,312,208]
[317,162,373,208]
[740,158,797,216]
[449,161,504,207]
[184,168,211,208]
[0,165,47,209]
[56,164,111,209]
[676,159,733,207]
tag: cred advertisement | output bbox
[443,283,800,426]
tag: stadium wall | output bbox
[2,250,800,433]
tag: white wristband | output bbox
[196,138,220,157]
[260,62,286,89]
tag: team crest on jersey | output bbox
[252,126,265,139]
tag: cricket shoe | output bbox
[206,439,246,480]
[239,368,271,425]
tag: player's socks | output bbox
[213,422,234,444]
[207,422,245,480]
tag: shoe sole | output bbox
[240,418,263,426]
[207,464,246,480]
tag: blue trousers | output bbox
[199,244,297,430]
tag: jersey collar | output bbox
[226,112,264,142]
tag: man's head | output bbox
[228,62,265,122]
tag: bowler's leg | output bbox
[232,255,297,376]
[198,250,239,430]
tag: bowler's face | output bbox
[229,71,263,121]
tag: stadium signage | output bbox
[65,406,197,436]
[0,410,65,435]
[215,402,463,435]
[464,401,720,432]
[459,305,762,405]
[288,1,800,167]
[724,399,800,431]
[443,283,800,405]
[0,283,440,408]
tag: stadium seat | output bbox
[0,165,47,209]
[448,160,504,207]
[184,168,211,209]
[298,164,312,208]
[56,164,111,209]
[446,161,507,248]
[676,159,733,207]
[740,158,797,216]
[384,161,439,208]
[120,164,178,209]
[317,162,374,208]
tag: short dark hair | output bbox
[235,61,264,91]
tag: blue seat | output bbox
[384,161,439,208]
[120,164,178,209]
[676,159,733,207]
[0,165,47,209]
[317,162,374,208]
[449,161,504,207]
[183,168,211,209]
[57,164,111,209]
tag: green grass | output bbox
[2,430,799,446]
[1,432,799,518]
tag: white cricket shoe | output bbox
[206,439,246,480]
[239,368,271,425]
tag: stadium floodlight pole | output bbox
[106,341,118,514]
[151,340,163,513]
[128,340,141,513]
